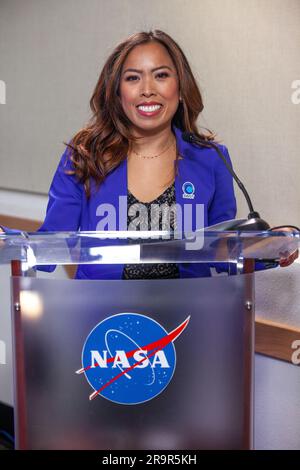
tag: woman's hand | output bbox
[270,227,299,267]
[0,227,4,249]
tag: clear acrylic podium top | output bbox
[0,228,299,267]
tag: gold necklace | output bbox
[131,137,176,159]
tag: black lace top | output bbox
[122,182,180,279]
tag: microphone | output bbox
[182,132,270,231]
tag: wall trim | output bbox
[255,317,300,365]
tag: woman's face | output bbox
[119,42,180,135]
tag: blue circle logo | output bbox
[182,181,195,198]
[76,313,190,405]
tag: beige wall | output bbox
[0,0,299,227]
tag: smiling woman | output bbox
[120,43,179,134]
[120,41,182,204]
[0,30,298,278]
[66,30,214,200]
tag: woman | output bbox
[0,30,298,276]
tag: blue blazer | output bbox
[35,126,237,279]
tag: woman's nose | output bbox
[140,76,156,97]
[141,90,155,98]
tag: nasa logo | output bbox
[76,313,190,405]
[182,181,195,199]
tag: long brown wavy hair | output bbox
[65,30,215,198]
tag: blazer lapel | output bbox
[174,127,207,232]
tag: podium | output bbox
[0,228,299,450]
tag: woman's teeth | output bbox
[137,105,162,112]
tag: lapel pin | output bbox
[182,181,195,199]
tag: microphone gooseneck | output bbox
[182,132,270,231]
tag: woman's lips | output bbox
[136,104,163,117]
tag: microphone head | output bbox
[182,132,194,143]
[238,216,270,231]
[182,132,211,148]
[206,217,270,232]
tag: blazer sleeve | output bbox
[38,146,83,232]
[208,145,237,226]
[36,146,83,272]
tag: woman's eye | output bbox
[125,75,139,81]
[124,72,169,81]
[156,72,169,79]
